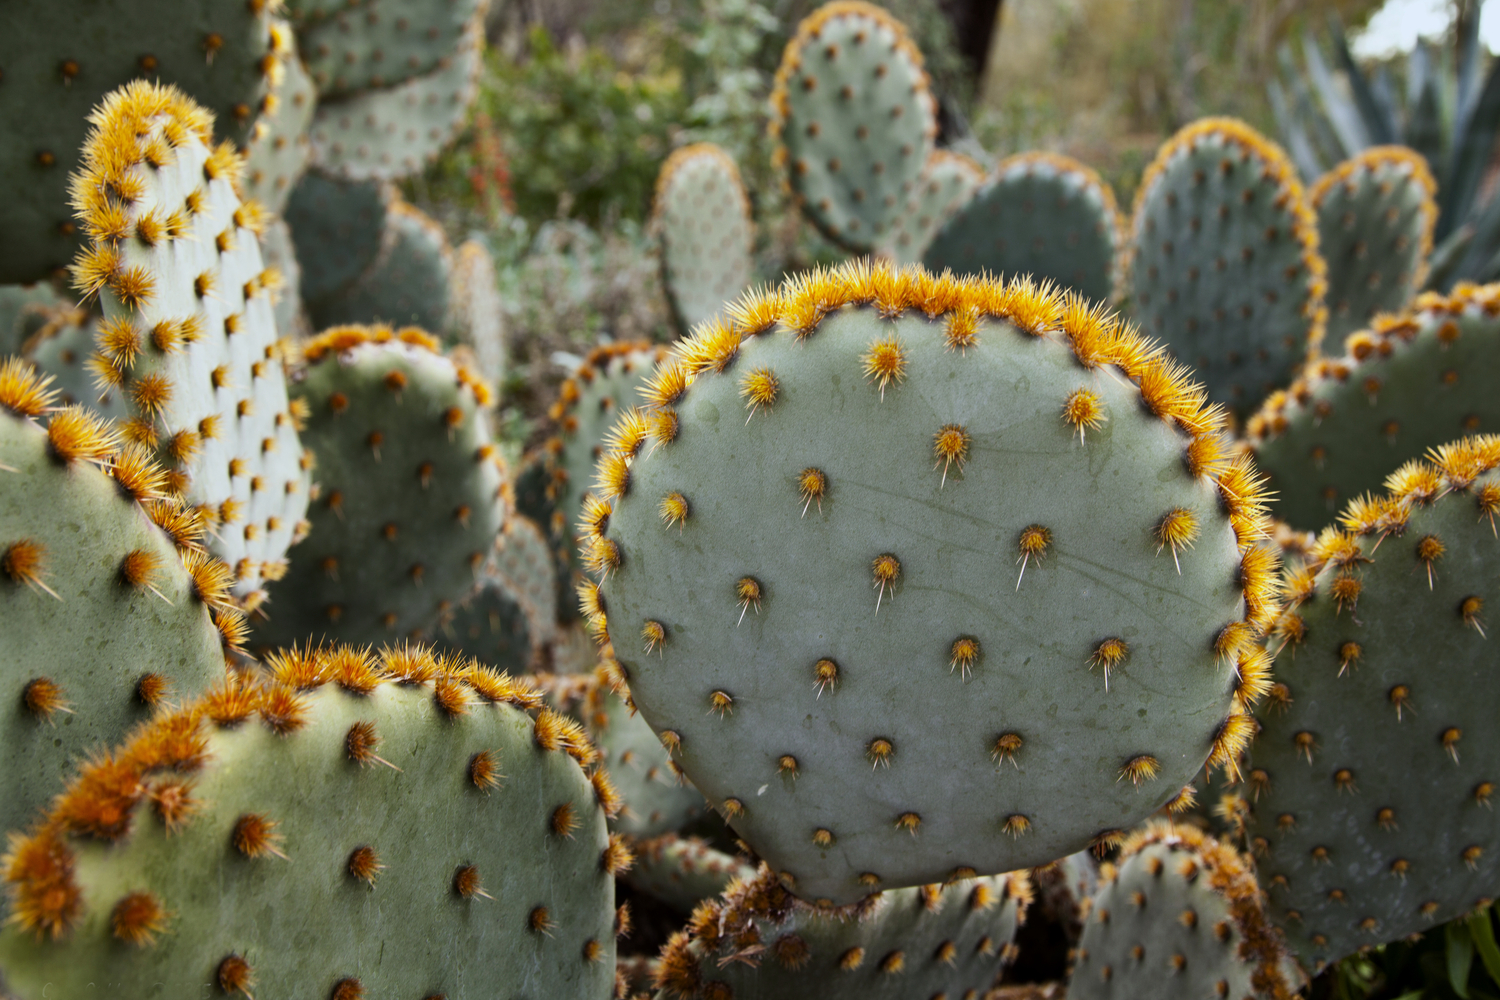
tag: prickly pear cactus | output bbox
[308,12,483,182]
[1246,283,1500,529]
[924,152,1125,306]
[769,1,937,254]
[0,645,621,998]
[653,143,755,333]
[451,238,506,385]
[0,2,287,283]
[72,82,312,596]
[654,865,1031,998]
[1068,822,1298,1000]
[1244,438,1500,971]
[1126,118,1328,415]
[490,513,561,647]
[582,260,1280,904]
[627,834,755,913]
[884,148,985,265]
[430,576,535,672]
[0,363,237,836]
[285,172,391,306]
[307,199,455,333]
[253,325,504,645]
[257,218,304,339]
[0,285,67,356]
[241,24,317,217]
[19,307,129,422]
[1312,147,1437,343]
[298,0,487,99]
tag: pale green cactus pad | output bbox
[626,834,755,913]
[769,1,936,254]
[884,148,985,265]
[581,260,1280,904]
[1242,438,1500,972]
[241,22,316,217]
[72,82,312,597]
[1246,283,1500,530]
[21,309,130,422]
[298,0,487,99]
[1068,822,1298,1000]
[451,238,506,385]
[0,644,620,999]
[0,2,286,283]
[924,151,1125,305]
[653,865,1031,998]
[653,143,755,333]
[1126,118,1328,416]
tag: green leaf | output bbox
[1470,908,1500,987]
[1451,918,1476,998]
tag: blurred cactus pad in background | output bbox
[8,1,1500,999]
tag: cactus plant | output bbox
[252,324,505,646]
[241,23,317,218]
[580,259,1279,904]
[489,513,561,650]
[654,865,1031,998]
[0,285,68,356]
[257,219,304,339]
[884,149,986,266]
[769,1,937,254]
[1246,283,1500,530]
[21,309,130,422]
[307,198,455,333]
[653,143,755,334]
[627,834,756,914]
[1067,822,1298,1000]
[1311,146,1437,342]
[1126,118,1329,416]
[0,643,622,998]
[0,2,288,283]
[451,238,506,385]
[72,81,312,596]
[284,172,392,307]
[1242,436,1500,971]
[307,11,484,182]
[924,151,1125,305]
[297,0,488,100]
[430,576,535,672]
[1,361,238,837]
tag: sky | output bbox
[1351,0,1500,56]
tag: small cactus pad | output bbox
[308,12,482,182]
[653,143,755,333]
[1068,822,1297,1000]
[1311,147,1438,343]
[0,3,286,283]
[884,148,985,265]
[923,151,1125,305]
[298,0,486,99]
[22,311,130,423]
[0,285,68,356]
[73,81,312,595]
[488,513,561,649]
[254,325,504,645]
[451,238,506,385]
[257,218,303,339]
[583,260,1280,904]
[1244,439,1500,970]
[241,25,316,217]
[0,367,236,835]
[307,198,455,332]
[429,576,535,672]
[1247,283,1500,529]
[1126,118,1328,415]
[769,1,937,254]
[0,645,619,998]
[284,172,391,305]
[627,834,756,913]
[654,865,1030,998]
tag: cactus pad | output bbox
[1247,283,1500,529]
[582,260,1279,904]
[489,513,561,648]
[1244,439,1500,970]
[1311,147,1438,343]
[1126,118,1328,415]
[0,644,619,998]
[284,172,391,306]
[72,82,312,596]
[1068,822,1297,1000]
[653,143,755,333]
[884,148,985,265]
[253,325,503,645]
[0,285,67,356]
[0,366,236,836]
[924,152,1125,305]
[307,199,455,333]
[0,2,286,283]
[654,865,1030,998]
[308,13,482,182]
[451,238,506,384]
[627,834,755,913]
[241,26,316,217]
[22,311,130,422]
[769,1,937,254]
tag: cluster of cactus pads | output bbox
[9,1,1500,997]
